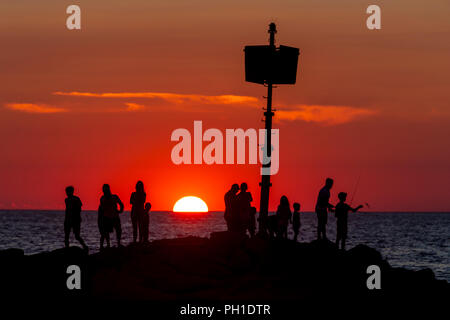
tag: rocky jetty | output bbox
[0,232,448,313]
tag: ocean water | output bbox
[0,210,448,281]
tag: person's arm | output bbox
[350,204,364,212]
[117,196,124,213]
[328,203,335,212]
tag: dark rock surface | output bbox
[1,232,448,311]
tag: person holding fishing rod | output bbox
[335,192,364,250]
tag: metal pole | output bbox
[258,22,276,236]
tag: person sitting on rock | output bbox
[335,192,363,250]
[292,202,301,242]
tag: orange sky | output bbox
[1,1,449,211]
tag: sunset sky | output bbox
[1,1,449,211]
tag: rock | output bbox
[0,236,447,306]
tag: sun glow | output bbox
[173,196,209,212]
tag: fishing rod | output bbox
[349,172,370,210]
[349,173,361,206]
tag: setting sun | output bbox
[173,196,209,212]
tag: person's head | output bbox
[144,202,152,212]
[325,178,334,189]
[231,183,240,194]
[65,186,74,197]
[240,183,248,192]
[102,184,111,196]
[280,195,289,207]
[338,192,347,202]
[293,202,301,212]
[136,180,144,193]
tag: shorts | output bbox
[64,218,81,235]
[99,216,121,235]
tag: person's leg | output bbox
[342,225,347,250]
[105,232,111,247]
[318,220,324,240]
[115,218,122,246]
[144,216,149,242]
[140,215,147,243]
[73,221,88,251]
[131,213,138,243]
[316,212,322,240]
[64,220,70,248]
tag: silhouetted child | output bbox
[292,202,301,242]
[140,202,151,243]
[247,206,257,237]
[335,192,363,250]
[64,186,88,252]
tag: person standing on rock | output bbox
[315,178,335,240]
[224,184,239,231]
[335,192,363,250]
[130,180,146,243]
[292,202,301,242]
[98,184,124,249]
[235,183,253,234]
[140,202,151,243]
[276,196,291,239]
[64,186,88,252]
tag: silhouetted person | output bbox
[235,183,253,233]
[315,178,335,240]
[140,202,151,243]
[335,192,363,250]
[130,181,146,243]
[276,196,291,239]
[64,186,88,251]
[98,184,124,249]
[247,206,257,237]
[292,202,301,242]
[224,184,239,231]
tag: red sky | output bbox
[1,1,449,211]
